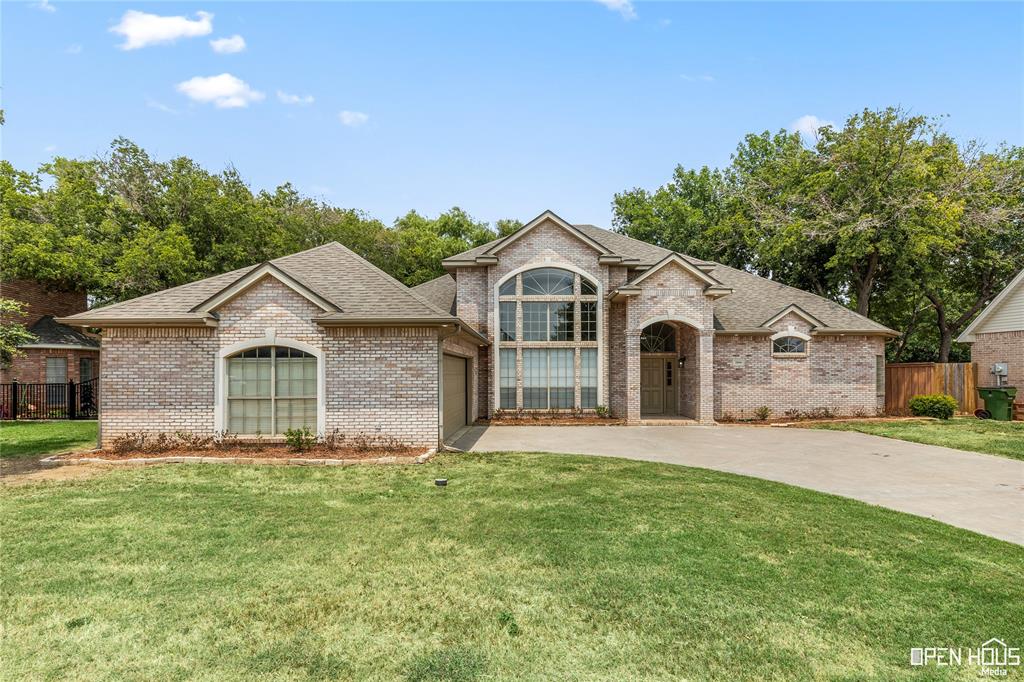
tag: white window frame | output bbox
[214,334,326,436]
[770,329,811,357]
[492,263,603,411]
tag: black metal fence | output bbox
[0,378,99,420]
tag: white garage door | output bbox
[443,354,468,440]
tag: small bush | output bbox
[595,405,610,419]
[754,405,771,421]
[284,426,318,451]
[908,393,957,420]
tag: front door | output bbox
[641,358,665,414]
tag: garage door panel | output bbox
[443,354,467,440]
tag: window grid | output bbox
[581,349,597,409]
[772,337,806,354]
[500,349,516,409]
[227,346,317,435]
[500,268,599,410]
[499,301,516,341]
[581,302,597,342]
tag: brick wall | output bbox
[1,348,100,384]
[0,279,88,325]
[98,277,441,448]
[713,316,885,420]
[971,330,1024,389]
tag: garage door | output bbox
[443,354,468,440]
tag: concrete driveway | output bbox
[450,424,1024,545]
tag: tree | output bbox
[0,299,36,366]
[918,144,1024,360]
[495,218,523,237]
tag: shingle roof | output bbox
[445,220,895,335]
[706,264,894,334]
[411,274,457,315]
[59,242,457,325]
[24,316,100,347]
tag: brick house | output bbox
[957,268,1023,414]
[59,211,896,448]
[1,279,100,385]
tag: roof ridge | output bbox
[313,242,455,318]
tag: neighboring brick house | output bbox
[60,211,897,448]
[957,268,1024,417]
[1,279,100,385]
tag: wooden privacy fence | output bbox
[885,362,977,415]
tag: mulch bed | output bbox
[60,445,422,461]
[483,417,624,426]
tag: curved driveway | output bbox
[451,424,1024,545]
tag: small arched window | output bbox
[227,346,317,434]
[772,336,807,355]
[641,322,676,353]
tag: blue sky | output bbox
[3,1,1022,227]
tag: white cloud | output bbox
[44,144,58,153]
[680,74,714,82]
[210,34,246,54]
[790,114,834,140]
[277,90,314,106]
[658,18,672,27]
[594,0,636,20]
[176,73,264,109]
[110,10,213,50]
[338,110,369,127]
[65,43,82,55]
[32,0,56,13]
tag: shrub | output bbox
[754,405,771,421]
[908,393,957,420]
[595,405,610,419]
[284,426,318,451]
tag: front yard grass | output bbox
[0,420,98,459]
[809,416,1024,461]
[2,452,1022,680]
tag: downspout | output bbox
[436,324,462,451]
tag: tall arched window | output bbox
[497,267,600,410]
[227,346,317,434]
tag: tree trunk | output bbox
[926,286,995,363]
[853,252,879,317]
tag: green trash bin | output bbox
[977,387,1017,421]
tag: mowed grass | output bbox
[810,417,1024,461]
[0,420,98,459]
[3,453,1022,681]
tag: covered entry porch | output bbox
[626,318,714,424]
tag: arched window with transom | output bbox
[496,267,600,411]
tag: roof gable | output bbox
[485,211,612,258]
[628,253,726,290]
[958,268,1024,341]
[761,304,825,329]
[192,262,340,314]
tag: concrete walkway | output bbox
[451,425,1024,545]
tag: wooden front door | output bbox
[641,358,665,414]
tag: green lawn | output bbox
[2,453,1021,681]
[809,417,1024,461]
[0,420,98,459]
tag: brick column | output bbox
[697,329,715,424]
[625,330,641,423]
